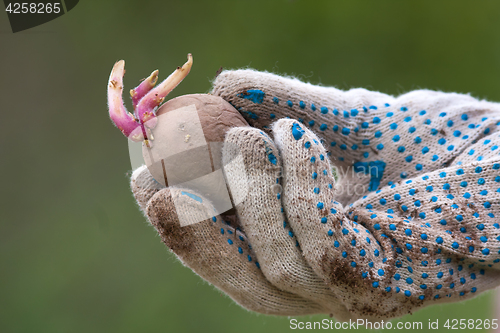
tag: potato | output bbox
[156,93,248,145]
[142,94,248,219]
[107,57,247,222]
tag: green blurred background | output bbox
[2,1,500,332]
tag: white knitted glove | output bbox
[131,70,500,321]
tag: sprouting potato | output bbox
[107,54,248,216]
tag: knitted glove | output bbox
[131,70,500,321]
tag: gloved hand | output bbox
[131,69,500,321]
